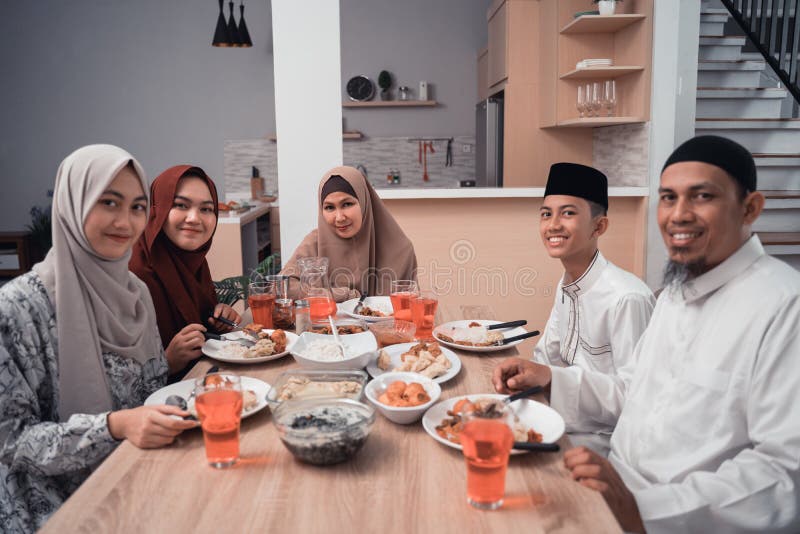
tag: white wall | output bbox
[645,0,701,287]
[272,0,343,257]
[0,0,275,231]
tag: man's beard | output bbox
[662,253,708,287]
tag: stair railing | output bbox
[719,0,800,109]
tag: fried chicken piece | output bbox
[243,323,264,337]
[269,329,287,353]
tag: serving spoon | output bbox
[328,315,347,359]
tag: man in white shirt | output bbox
[493,135,800,533]
[497,162,654,455]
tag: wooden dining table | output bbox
[41,303,622,533]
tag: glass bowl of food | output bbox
[367,319,416,348]
[272,397,375,465]
[266,369,367,410]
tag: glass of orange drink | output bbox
[389,280,418,322]
[248,281,276,328]
[460,404,514,510]
[411,290,438,341]
[195,373,243,469]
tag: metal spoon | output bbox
[328,315,347,359]
[164,365,220,420]
[503,384,544,405]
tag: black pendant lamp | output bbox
[212,0,230,47]
[238,1,253,48]
[226,0,241,47]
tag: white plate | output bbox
[202,329,298,364]
[421,394,565,455]
[433,320,529,353]
[144,376,271,420]
[365,342,462,384]
[338,296,395,322]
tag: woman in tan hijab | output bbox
[0,145,196,533]
[281,166,417,302]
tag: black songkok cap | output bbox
[662,135,757,192]
[544,163,608,210]
[320,174,357,203]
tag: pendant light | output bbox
[225,0,241,47]
[238,1,253,48]
[212,0,230,47]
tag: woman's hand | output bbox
[165,323,206,374]
[107,405,199,448]
[207,303,241,333]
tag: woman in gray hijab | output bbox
[0,145,198,534]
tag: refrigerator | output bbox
[475,96,504,187]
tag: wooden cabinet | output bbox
[477,47,489,103]
[539,1,653,128]
[206,203,279,281]
[0,232,31,277]
[487,0,508,90]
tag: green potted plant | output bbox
[593,0,622,16]
[26,205,52,263]
[378,70,393,101]
[213,252,281,306]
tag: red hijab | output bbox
[129,165,220,348]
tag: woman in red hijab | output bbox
[130,165,241,380]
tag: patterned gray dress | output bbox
[0,271,168,533]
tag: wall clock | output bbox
[346,75,375,102]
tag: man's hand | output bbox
[491,357,552,394]
[564,447,645,533]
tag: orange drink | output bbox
[411,291,438,340]
[308,296,337,322]
[248,281,276,328]
[461,415,514,510]
[390,280,418,322]
[195,374,243,468]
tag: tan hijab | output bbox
[33,145,161,419]
[282,166,417,299]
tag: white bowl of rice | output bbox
[290,331,378,370]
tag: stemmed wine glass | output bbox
[604,80,617,117]
[591,82,602,118]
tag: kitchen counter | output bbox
[217,200,278,225]
[375,186,648,199]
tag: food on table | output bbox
[358,305,392,318]
[436,322,504,347]
[300,339,353,362]
[377,380,431,407]
[309,324,366,335]
[277,377,363,401]
[242,322,264,337]
[190,388,258,416]
[218,329,288,359]
[377,341,451,379]
[275,402,373,465]
[242,389,258,411]
[435,397,543,445]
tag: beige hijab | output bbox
[33,144,160,419]
[282,166,417,298]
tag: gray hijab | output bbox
[33,144,160,419]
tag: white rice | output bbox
[301,340,352,362]
[219,342,249,358]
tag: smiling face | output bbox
[83,165,148,259]
[162,176,217,251]
[539,195,606,264]
[658,161,764,273]
[322,191,363,239]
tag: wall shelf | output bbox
[560,66,644,80]
[554,116,646,128]
[266,131,363,142]
[342,100,437,108]
[560,14,646,34]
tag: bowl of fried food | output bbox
[364,371,441,424]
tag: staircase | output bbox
[696,0,800,270]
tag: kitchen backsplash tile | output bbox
[223,135,475,198]
[593,122,650,187]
